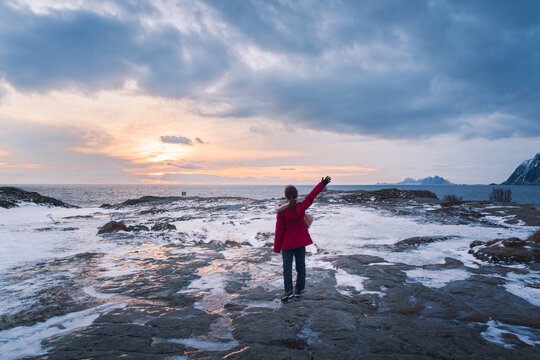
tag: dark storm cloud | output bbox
[0,2,230,96]
[160,135,192,145]
[202,0,540,138]
[1,0,540,138]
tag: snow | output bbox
[481,319,540,348]
[152,338,239,351]
[504,271,540,307]
[1,196,539,359]
[405,268,470,288]
[334,268,367,296]
[0,302,125,360]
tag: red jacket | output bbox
[274,182,325,253]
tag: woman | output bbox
[274,176,331,301]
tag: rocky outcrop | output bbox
[97,221,129,234]
[469,232,540,264]
[127,224,150,232]
[394,236,456,251]
[502,153,540,185]
[151,222,176,231]
[0,186,77,208]
[100,196,185,208]
[322,188,438,204]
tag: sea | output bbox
[3,184,540,206]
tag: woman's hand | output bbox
[322,176,331,185]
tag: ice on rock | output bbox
[334,268,366,296]
[481,319,540,348]
[405,268,470,288]
[152,338,239,351]
[0,302,125,359]
[504,271,540,307]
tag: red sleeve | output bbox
[274,214,285,253]
[300,182,325,212]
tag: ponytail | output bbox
[284,185,298,212]
[289,197,297,212]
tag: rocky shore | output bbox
[0,188,538,359]
[0,187,77,209]
[15,245,539,359]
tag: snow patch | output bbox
[152,338,239,351]
[504,271,540,307]
[0,302,125,359]
[406,268,470,288]
[481,319,540,348]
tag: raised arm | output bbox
[300,176,331,212]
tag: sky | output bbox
[0,0,539,185]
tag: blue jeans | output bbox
[281,247,306,293]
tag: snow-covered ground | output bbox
[0,198,538,359]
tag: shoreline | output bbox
[0,189,539,358]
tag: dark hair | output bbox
[284,185,298,212]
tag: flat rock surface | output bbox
[3,192,539,360]
[14,244,539,360]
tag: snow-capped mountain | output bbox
[378,176,454,185]
[502,153,540,185]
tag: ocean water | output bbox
[2,184,540,206]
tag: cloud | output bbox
[0,1,230,96]
[195,137,204,144]
[0,117,138,183]
[160,135,192,145]
[280,168,295,171]
[166,162,201,169]
[1,1,539,139]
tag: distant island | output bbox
[378,175,454,185]
[501,153,540,185]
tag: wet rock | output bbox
[151,222,176,231]
[255,231,273,242]
[60,227,79,231]
[394,236,455,251]
[310,308,358,348]
[503,237,526,247]
[128,224,150,232]
[35,227,54,232]
[138,207,167,215]
[356,314,528,360]
[224,240,242,248]
[95,305,165,325]
[423,257,463,270]
[529,229,540,243]
[147,308,218,339]
[64,214,93,219]
[0,186,77,208]
[97,221,129,234]
[471,236,540,264]
[0,199,17,209]
[474,246,539,263]
[470,240,484,248]
[321,188,438,204]
[232,311,300,346]
[223,344,310,360]
[443,275,540,328]
[502,332,533,348]
[101,195,185,208]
